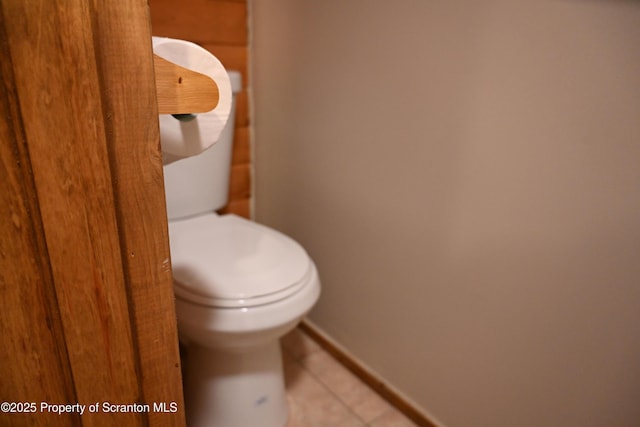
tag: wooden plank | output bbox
[228,163,252,200]
[150,0,247,45]
[1,1,185,426]
[1,1,144,425]
[231,126,251,165]
[219,198,251,219]
[235,90,250,127]
[0,12,78,425]
[201,44,249,78]
[90,1,186,425]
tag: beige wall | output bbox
[251,1,640,426]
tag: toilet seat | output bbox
[168,213,312,308]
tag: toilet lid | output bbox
[168,214,312,308]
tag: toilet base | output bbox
[184,341,288,427]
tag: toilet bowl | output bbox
[170,214,320,427]
[163,71,321,427]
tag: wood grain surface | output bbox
[0,1,185,426]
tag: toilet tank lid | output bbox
[168,214,312,305]
[227,70,242,93]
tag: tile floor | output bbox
[281,327,418,427]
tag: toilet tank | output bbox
[163,71,243,220]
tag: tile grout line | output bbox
[289,353,370,426]
[282,340,368,425]
[282,327,424,426]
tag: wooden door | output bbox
[0,1,185,426]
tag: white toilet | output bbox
[163,71,320,427]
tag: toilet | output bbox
[163,71,320,427]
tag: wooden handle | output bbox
[153,54,219,115]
